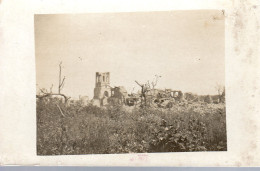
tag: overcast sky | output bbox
[35,10,225,99]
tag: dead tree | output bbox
[151,75,161,90]
[135,75,161,107]
[58,62,66,94]
[36,89,70,103]
[146,75,161,95]
[36,61,70,103]
[135,80,150,107]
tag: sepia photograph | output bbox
[35,10,226,155]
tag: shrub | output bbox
[37,100,227,155]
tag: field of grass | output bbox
[37,99,227,155]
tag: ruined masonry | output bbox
[93,72,129,106]
[94,72,111,99]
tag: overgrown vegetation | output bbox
[37,99,227,155]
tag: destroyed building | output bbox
[92,72,187,107]
[94,72,111,99]
[93,72,128,106]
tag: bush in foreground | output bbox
[37,100,227,155]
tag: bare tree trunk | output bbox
[58,62,66,94]
[135,80,148,107]
[36,61,70,103]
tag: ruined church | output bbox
[94,72,111,99]
[93,72,128,106]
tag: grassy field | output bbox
[37,99,227,155]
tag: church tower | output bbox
[94,72,111,99]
